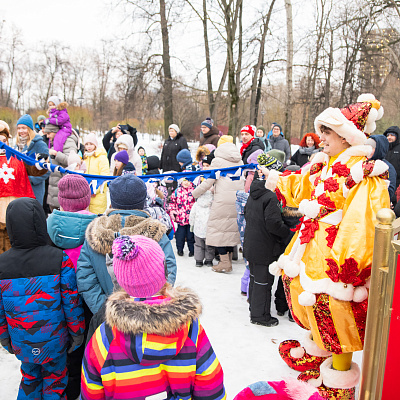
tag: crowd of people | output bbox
[0,93,397,400]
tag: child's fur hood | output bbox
[196,146,210,162]
[85,210,166,255]
[105,286,202,335]
[56,101,68,110]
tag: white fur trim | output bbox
[277,254,291,269]
[319,210,342,226]
[357,93,375,102]
[353,286,368,303]
[298,291,316,306]
[377,107,384,119]
[369,159,388,177]
[314,183,324,198]
[365,278,370,289]
[335,145,371,158]
[314,108,367,146]
[299,199,307,215]
[284,260,301,278]
[284,377,321,399]
[290,346,305,359]
[299,262,355,302]
[269,261,282,276]
[303,332,332,357]
[300,200,320,219]
[350,161,364,184]
[301,163,311,175]
[265,169,280,191]
[342,183,349,198]
[304,376,323,388]
[320,357,360,389]
[309,151,328,165]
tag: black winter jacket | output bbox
[160,133,189,172]
[242,138,265,164]
[103,125,138,162]
[384,126,400,189]
[243,179,290,265]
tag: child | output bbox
[168,178,196,256]
[243,172,290,327]
[83,132,110,214]
[46,95,72,152]
[113,150,136,175]
[138,146,148,174]
[110,134,142,175]
[146,155,161,175]
[81,235,226,400]
[47,175,96,399]
[0,197,85,399]
[67,152,87,172]
[189,190,215,267]
[177,148,199,171]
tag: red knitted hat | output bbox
[112,235,166,298]
[240,125,256,136]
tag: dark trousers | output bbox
[217,246,234,255]
[175,224,194,253]
[248,262,275,322]
[275,275,289,314]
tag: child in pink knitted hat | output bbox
[81,235,226,400]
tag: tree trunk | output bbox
[202,0,214,117]
[160,0,173,138]
[284,0,293,139]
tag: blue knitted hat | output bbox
[201,120,212,130]
[109,174,147,210]
[176,149,192,167]
[17,114,34,131]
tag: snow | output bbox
[0,133,363,398]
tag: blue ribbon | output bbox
[0,142,256,192]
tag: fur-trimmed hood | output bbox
[56,101,68,111]
[105,287,202,364]
[85,209,167,255]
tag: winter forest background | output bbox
[1,0,400,141]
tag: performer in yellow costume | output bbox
[262,94,390,400]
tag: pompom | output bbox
[290,346,305,359]
[377,106,384,120]
[353,286,368,303]
[284,260,301,278]
[303,201,321,219]
[367,107,378,123]
[112,235,139,260]
[357,93,376,102]
[269,261,282,276]
[298,291,316,306]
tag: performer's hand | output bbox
[258,165,270,179]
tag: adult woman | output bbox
[47,124,79,211]
[0,121,47,253]
[109,134,142,176]
[240,125,265,164]
[291,132,321,167]
[193,142,244,273]
[160,124,188,172]
[256,126,272,152]
[199,120,220,147]
[15,114,50,204]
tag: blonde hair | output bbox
[16,126,36,146]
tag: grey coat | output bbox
[269,135,291,162]
[47,131,79,209]
[192,143,244,247]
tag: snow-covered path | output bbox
[0,242,363,398]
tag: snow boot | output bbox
[212,253,232,273]
[279,332,331,372]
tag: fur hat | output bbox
[168,124,180,134]
[112,235,166,298]
[109,174,147,210]
[58,175,91,212]
[83,132,98,148]
[17,114,34,131]
[314,93,384,146]
[196,145,211,162]
[241,125,256,136]
[217,135,233,147]
[47,96,62,107]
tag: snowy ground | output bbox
[0,244,363,399]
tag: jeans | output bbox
[175,224,194,253]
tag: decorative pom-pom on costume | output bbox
[269,261,282,276]
[298,291,317,307]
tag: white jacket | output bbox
[110,134,142,175]
[189,191,213,239]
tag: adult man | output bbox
[269,124,291,163]
[262,94,388,399]
[199,119,220,147]
[103,123,138,162]
[383,126,400,192]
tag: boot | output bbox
[212,253,232,273]
[278,332,331,372]
[317,357,359,400]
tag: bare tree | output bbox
[284,0,293,138]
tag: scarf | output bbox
[299,146,315,155]
[18,136,29,152]
[240,137,254,155]
[85,150,95,157]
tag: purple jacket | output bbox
[49,107,72,152]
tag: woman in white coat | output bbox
[109,134,142,176]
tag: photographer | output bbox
[103,123,138,162]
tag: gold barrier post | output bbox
[359,209,396,400]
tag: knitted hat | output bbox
[17,114,34,131]
[114,150,129,164]
[201,120,212,130]
[0,120,10,138]
[44,123,60,133]
[256,126,266,135]
[109,174,147,210]
[67,152,87,172]
[314,93,384,146]
[204,143,216,152]
[112,235,166,298]
[267,149,285,164]
[168,124,180,134]
[37,115,46,123]
[241,125,256,136]
[47,95,61,107]
[58,174,91,212]
[176,149,192,165]
[217,135,233,147]
[247,149,264,164]
[83,132,98,148]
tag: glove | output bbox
[36,153,49,162]
[45,118,50,124]
[0,338,14,354]
[68,334,84,354]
